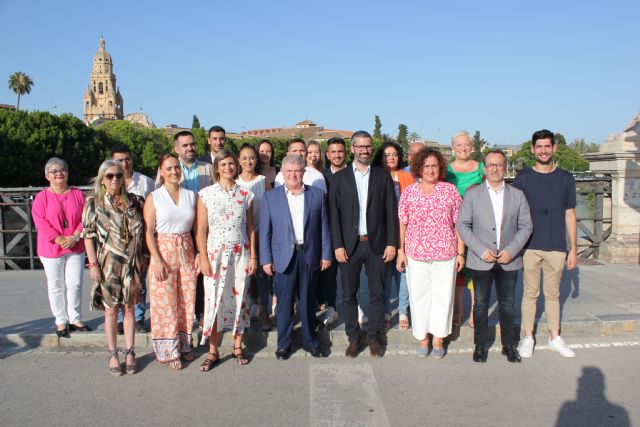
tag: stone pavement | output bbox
[1,263,639,353]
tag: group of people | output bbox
[32,125,578,375]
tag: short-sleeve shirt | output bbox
[398,181,462,261]
[513,167,576,252]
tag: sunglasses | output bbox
[105,173,124,180]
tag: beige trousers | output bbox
[521,249,567,334]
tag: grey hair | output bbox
[91,159,129,207]
[44,157,68,175]
[281,154,305,169]
[451,130,472,146]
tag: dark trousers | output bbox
[256,268,273,306]
[340,241,388,343]
[274,248,319,350]
[317,261,338,308]
[469,265,518,347]
[195,273,204,319]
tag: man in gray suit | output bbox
[456,150,532,363]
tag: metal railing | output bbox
[0,178,613,270]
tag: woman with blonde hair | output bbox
[83,159,145,375]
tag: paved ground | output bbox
[1,336,638,426]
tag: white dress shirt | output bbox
[285,185,305,244]
[128,171,154,199]
[487,180,505,249]
[275,166,327,193]
[353,163,370,236]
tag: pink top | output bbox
[32,188,85,258]
[398,181,462,261]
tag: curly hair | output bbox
[410,147,447,182]
[372,141,407,170]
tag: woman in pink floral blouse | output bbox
[396,147,465,359]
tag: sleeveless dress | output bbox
[199,183,254,344]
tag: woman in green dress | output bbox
[446,131,484,327]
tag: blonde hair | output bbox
[91,160,129,207]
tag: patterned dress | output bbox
[82,193,145,310]
[199,183,254,344]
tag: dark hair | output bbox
[157,153,179,184]
[484,149,507,163]
[111,145,133,160]
[531,129,555,147]
[208,125,226,136]
[256,139,275,167]
[239,143,259,174]
[326,137,346,148]
[350,130,372,143]
[173,130,194,143]
[288,137,306,150]
[372,141,406,170]
[411,147,447,181]
[213,149,239,182]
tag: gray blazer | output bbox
[456,182,533,271]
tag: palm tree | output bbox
[8,71,34,110]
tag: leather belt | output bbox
[359,235,368,242]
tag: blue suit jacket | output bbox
[260,185,332,273]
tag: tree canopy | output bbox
[509,140,589,172]
[7,71,34,110]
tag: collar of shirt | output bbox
[180,160,198,173]
[284,184,305,196]
[330,165,345,174]
[486,180,505,194]
[352,162,370,176]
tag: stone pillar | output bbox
[584,113,640,263]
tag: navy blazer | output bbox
[260,185,332,273]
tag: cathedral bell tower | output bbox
[83,36,124,124]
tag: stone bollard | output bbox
[584,113,640,264]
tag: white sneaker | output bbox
[518,336,535,358]
[323,307,338,325]
[549,336,576,358]
[358,306,368,325]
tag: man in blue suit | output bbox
[260,155,332,360]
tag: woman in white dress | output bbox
[197,149,257,371]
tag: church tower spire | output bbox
[83,35,124,124]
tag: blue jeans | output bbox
[118,270,146,323]
[385,267,409,316]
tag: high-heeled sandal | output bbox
[200,352,220,372]
[108,349,123,376]
[56,325,69,338]
[233,346,249,365]
[124,347,137,375]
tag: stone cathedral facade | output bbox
[83,36,123,124]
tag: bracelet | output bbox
[250,257,257,260]
[457,253,465,257]
[87,262,98,268]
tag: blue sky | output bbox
[2,0,639,147]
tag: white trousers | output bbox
[40,253,85,325]
[406,256,456,340]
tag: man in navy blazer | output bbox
[260,155,332,360]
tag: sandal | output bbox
[124,347,137,375]
[200,352,220,372]
[399,314,410,331]
[169,359,182,371]
[181,352,194,362]
[233,346,249,365]
[108,349,123,376]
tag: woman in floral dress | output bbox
[196,149,257,371]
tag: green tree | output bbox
[555,132,567,145]
[397,124,408,150]
[373,115,382,139]
[191,114,201,129]
[510,141,589,173]
[408,131,421,142]
[7,71,34,110]
[471,130,487,161]
[569,138,600,154]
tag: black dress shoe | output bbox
[275,348,291,360]
[135,320,149,333]
[56,327,69,338]
[69,323,92,332]
[345,340,360,358]
[117,322,124,335]
[473,345,487,363]
[368,340,383,358]
[502,346,522,363]
[304,346,329,358]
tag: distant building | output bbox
[125,112,155,128]
[84,36,124,124]
[240,119,353,142]
[163,124,192,138]
[0,103,16,111]
[415,139,452,157]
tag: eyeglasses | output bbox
[485,163,506,170]
[353,145,372,151]
[48,169,68,175]
[105,173,124,180]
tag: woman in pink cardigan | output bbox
[32,158,91,337]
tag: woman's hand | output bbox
[150,258,169,282]
[194,253,201,275]
[396,250,407,273]
[89,265,102,282]
[247,258,257,276]
[200,256,213,277]
[55,235,75,249]
[456,254,465,272]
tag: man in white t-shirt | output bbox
[274,138,327,193]
[111,146,154,333]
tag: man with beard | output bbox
[330,131,398,358]
[513,129,577,359]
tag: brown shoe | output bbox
[368,340,383,358]
[345,340,360,358]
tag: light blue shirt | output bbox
[180,161,199,193]
[353,163,370,236]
